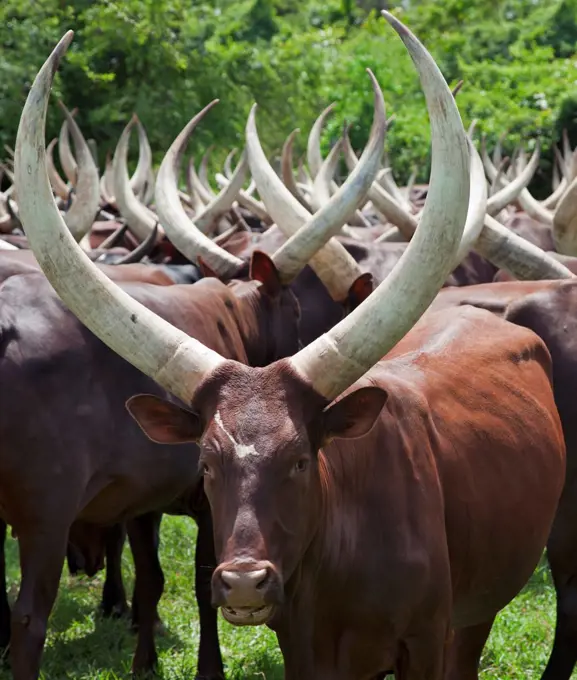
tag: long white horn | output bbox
[199,148,216,198]
[113,115,160,241]
[15,32,225,406]
[478,214,573,279]
[343,132,417,240]
[271,71,387,283]
[58,112,78,185]
[246,76,385,300]
[482,139,553,226]
[553,175,577,256]
[307,103,335,178]
[309,139,343,212]
[196,153,249,234]
[224,148,238,179]
[58,101,100,243]
[214,174,272,225]
[281,129,312,210]
[129,118,153,198]
[290,11,470,400]
[46,138,69,199]
[486,142,540,216]
[154,103,244,276]
[450,139,487,267]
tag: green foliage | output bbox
[0,0,576,187]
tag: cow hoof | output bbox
[100,600,130,619]
[131,654,157,677]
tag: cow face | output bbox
[126,360,387,626]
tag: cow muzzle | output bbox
[212,560,281,626]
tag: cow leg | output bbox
[128,512,164,675]
[0,520,11,656]
[195,508,224,680]
[100,523,129,619]
[394,625,449,680]
[444,619,495,680]
[10,522,68,680]
[542,493,577,680]
[541,567,577,680]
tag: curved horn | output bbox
[98,222,129,250]
[478,214,573,280]
[113,115,160,241]
[553,175,577,256]
[224,148,238,179]
[281,129,312,210]
[214,174,272,225]
[47,138,69,199]
[114,223,159,264]
[343,131,417,239]
[290,11,470,400]
[15,32,225,406]
[487,142,540,216]
[154,102,244,277]
[246,82,380,300]
[482,139,553,226]
[271,71,387,284]
[100,152,116,205]
[129,118,153,198]
[187,157,213,205]
[58,111,78,185]
[450,139,488,267]
[199,147,216,198]
[307,103,335,178]
[58,101,100,242]
[543,174,568,209]
[309,139,343,212]
[196,153,249,234]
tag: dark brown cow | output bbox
[0,263,306,678]
[431,277,577,680]
[14,18,567,680]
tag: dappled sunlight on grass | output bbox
[0,520,573,678]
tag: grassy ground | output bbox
[0,516,572,679]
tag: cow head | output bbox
[126,360,387,625]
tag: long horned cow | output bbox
[15,15,566,680]
[4,22,388,680]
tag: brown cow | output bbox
[15,16,567,680]
[431,278,577,680]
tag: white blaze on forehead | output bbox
[214,410,260,460]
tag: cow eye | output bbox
[202,463,211,476]
[294,458,308,473]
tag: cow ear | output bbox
[198,257,220,279]
[346,273,373,310]
[321,387,387,442]
[126,394,204,444]
[250,250,282,297]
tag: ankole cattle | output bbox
[1,18,391,679]
[13,16,567,680]
[429,277,577,680]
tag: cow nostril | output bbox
[255,570,269,590]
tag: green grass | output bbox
[0,517,573,679]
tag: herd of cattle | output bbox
[3,10,577,680]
